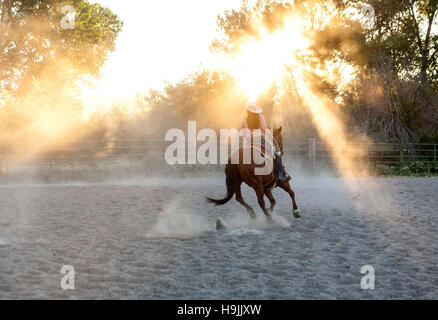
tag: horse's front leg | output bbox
[235,183,256,219]
[278,182,300,218]
[264,189,276,213]
[254,187,272,222]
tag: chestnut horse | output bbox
[206,127,300,221]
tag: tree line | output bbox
[0,0,437,149]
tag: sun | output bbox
[219,17,311,101]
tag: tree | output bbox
[333,0,438,86]
[331,0,438,142]
[0,0,123,94]
[211,0,294,53]
[138,70,247,135]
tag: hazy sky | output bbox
[81,0,242,109]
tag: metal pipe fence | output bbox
[0,139,437,170]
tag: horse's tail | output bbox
[206,163,236,206]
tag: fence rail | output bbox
[284,141,438,167]
[0,139,437,171]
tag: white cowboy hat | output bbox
[245,102,263,114]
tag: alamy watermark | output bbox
[60,5,76,30]
[360,265,375,290]
[360,4,375,30]
[60,265,75,290]
[164,121,276,175]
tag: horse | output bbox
[206,127,300,221]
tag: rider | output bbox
[239,102,291,183]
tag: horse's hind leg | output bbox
[264,189,276,213]
[254,187,273,222]
[235,183,256,219]
[279,182,300,218]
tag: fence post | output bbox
[434,144,437,167]
[400,145,405,165]
[308,138,316,175]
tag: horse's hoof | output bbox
[293,209,300,218]
[265,216,274,224]
[216,219,227,230]
[249,213,257,220]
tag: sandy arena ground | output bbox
[0,176,437,299]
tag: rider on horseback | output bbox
[239,102,291,183]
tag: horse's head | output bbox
[273,126,284,156]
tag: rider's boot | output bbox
[274,155,291,183]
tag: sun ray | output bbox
[213,6,369,179]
